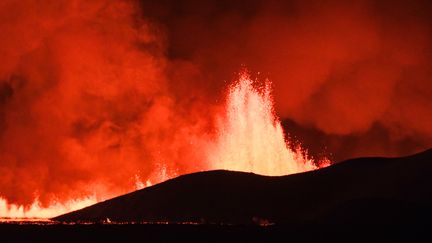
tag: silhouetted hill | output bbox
[54,149,432,226]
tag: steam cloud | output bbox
[0,0,431,207]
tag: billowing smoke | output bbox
[143,0,432,161]
[1,0,432,210]
[0,0,212,207]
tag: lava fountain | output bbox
[207,71,323,175]
[0,71,327,219]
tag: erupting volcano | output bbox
[1,1,432,241]
[1,71,322,219]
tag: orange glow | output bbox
[0,165,177,219]
[0,71,327,219]
[0,69,329,219]
[2,0,431,221]
[208,72,321,175]
[0,196,96,219]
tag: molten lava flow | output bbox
[0,196,96,220]
[0,168,175,219]
[0,165,176,219]
[208,72,322,176]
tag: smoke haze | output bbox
[0,0,431,207]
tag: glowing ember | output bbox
[208,72,320,175]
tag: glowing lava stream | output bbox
[0,71,328,219]
[208,72,321,176]
[0,197,97,220]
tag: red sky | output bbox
[0,0,431,206]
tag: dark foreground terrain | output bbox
[0,222,430,242]
[55,149,432,226]
[2,149,432,242]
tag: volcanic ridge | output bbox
[54,149,432,226]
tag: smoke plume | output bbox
[142,0,432,161]
[0,0,212,206]
[1,0,432,208]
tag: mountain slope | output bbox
[53,149,432,225]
